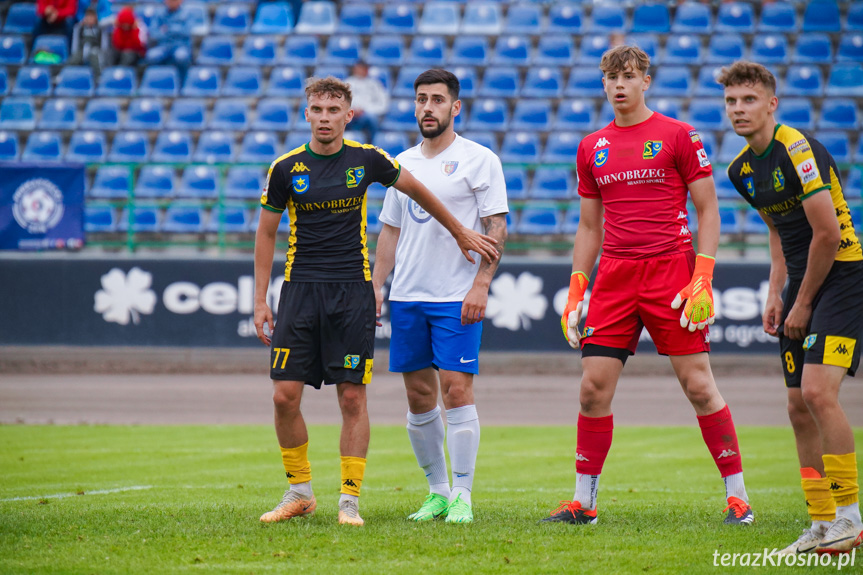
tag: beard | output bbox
[418,114,451,139]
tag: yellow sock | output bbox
[801,467,836,521]
[823,453,860,508]
[280,442,311,485]
[340,456,366,496]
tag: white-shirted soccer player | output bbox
[372,69,508,524]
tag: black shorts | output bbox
[780,260,863,388]
[270,281,375,388]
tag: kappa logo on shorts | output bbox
[344,355,360,369]
[824,336,856,369]
[803,334,817,351]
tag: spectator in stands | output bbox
[346,61,389,144]
[145,0,191,77]
[70,8,103,77]
[107,7,147,67]
[33,0,78,53]
[76,0,112,24]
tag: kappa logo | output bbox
[830,482,840,491]
[344,355,361,369]
[286,472,296,478]
[594,137,610,149]
[291,162,309,173]
[575,453,590,462]
[642,140,662,159]
[834,343,850,355]
[343,479,358,488]
[739,162,754,176]
[717,449,738,459]
[839,237,858,250]
[345,166,365,189]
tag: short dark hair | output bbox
[305,76,352,105]
[716,60,777,94]
[599,45,650,75]
[413,69,460,100]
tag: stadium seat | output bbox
[194,131,235,163]
[547,4,583,34]
[467,99,508,132]
[803,0,840,32]
[511,100,552,131]
[579,35,610,64]
[706,34,745,64]
[758,2,797,32]
[847,3,863,31]
[652,66,692,97]
[517,206,562,234]
[294,1,337,34]
[784,66,824,97]
[815,132,850,163]
[0,130,19,161]
[179,165,218,198]
[543,133,580,164]
[591,3,626,33]
[373,132,409,158]
[392,65,427,98]
[742,211,768,235]
[39,99,77,130]
[197,36,235,66]
[562,207,580,234]
[225,166,265,199]
[213,4,251,34]
[153,131,194,163]
[631,3,670,33]
[535,36,575,67]
[239,131,278,163]
[184,3,210,36]
[208,99,247,131]
[366,203,383,235]
[338,3,373,34]
[379,4,417,34]
[713,169,739,199]
[479,67,520,98]
[323,35,361,65]
[162,205,205,234]
[451,36,489,67]
[81,99,120,131]
[500,132,540,163]
[688,99,726,130]
[522,68,563,99]
[167,99,207,131]
[504,4,541,35]
[381,99,417,131]
[266,67,303,98]
[818,99,859,130]
[283,36,318,66]
[751,35,789,64]
[84,205,119,233]
[627,33,660,63]
[846,167,862,194]
[251,2,293,34]
[207,204,251,233]
[695,66,725,97]
[118,205,161,233]
[664,35,703,65]
[530,168,573,199]
[671,2,712,34]
[453,66,477,99]
[3,3,37,34]
[90,166,131,198]
[492,36,529,67]
[826,63,863,97]
[699,132,717,160]
[182,67,221,97]
[598,101,615,126]
[502,166,527,199]
[31,34,68,64]
[223,67,261,96]
[55,66,93,97]
[138,66,179,97]
[312,65,348,81]
[653,98,682,120]
[418,3,460,35]
[0,35,26,65]
[461,2,502,35]
[716,2,754,33]
[253,99,292,132]
[365,182,386,200]
[408,36,445,66]
[66,130,107,163]
[22,131,63,162]
[284,132,307,153]
[135,166,177,198]
[13,67,50,96]
[462,131,497,154]
[367,36,404,66]
[134,3,166,31]
[565,68,603,98]
[718,133,748,163]
[125,99,164,131]
[556,100,596,131]
[793,34,833,64]
[719,207,741,235]
[97,67,136,97]
[109,131,149,163]
[837,34,863,62]
[0,68,7,95]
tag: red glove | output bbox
[561,271,589,349]
[671,254,716,332]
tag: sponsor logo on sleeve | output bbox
[697,148,710,168]
[795,158,819,185]
[788,139,810,156]
[689,129,701,143]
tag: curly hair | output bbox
[305,76,353,105]
[599,45,650,75]
[716,61,776,94]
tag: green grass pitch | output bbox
[2,425,862,574]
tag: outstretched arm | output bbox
[462,213,507,325]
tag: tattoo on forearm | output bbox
[480,214,507,275]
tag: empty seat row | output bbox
[88,164,266,200]
[85,203,259,234]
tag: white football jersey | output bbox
[379,134,508,302]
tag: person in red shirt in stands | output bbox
[33,0,78,52]
[109,7,147,66]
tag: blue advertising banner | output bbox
[0,164,85,250]
[0,257,779,354]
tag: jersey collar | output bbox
[750,124,782,160]
[305,140,346,160]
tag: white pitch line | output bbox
[0,485,153,502]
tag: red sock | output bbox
[697,405,743,477]
[576,414,614,475]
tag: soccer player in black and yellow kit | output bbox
[720,61,863,555]
[253,77,498,526]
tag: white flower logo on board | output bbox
[94,267,157,325]
[486,272,548,331]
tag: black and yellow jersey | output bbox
[727,124,862,280]
[261,139,401,282]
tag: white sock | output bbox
[835,503,863,526]
[813,519,833,531]
[723,472,748,503]
[290,481,313,498]
[339,493,358,508]
[407,406,450,498]
[447,405,480,506]
[574,473,600,510]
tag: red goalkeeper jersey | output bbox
[577,112,713,259]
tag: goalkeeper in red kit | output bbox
[541,45,753,526]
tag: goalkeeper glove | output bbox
[671,254,716,332]
[561,271,589,349]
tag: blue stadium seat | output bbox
[0,68,7,95]
[184,3,211,36]
[713,169,739,199]
[556,100,596,131]
[167,99,207,131]
[451,36,489,66]
[719,207,741,235]
[381,99,417,131]
[179,165,218,198]
[338,3,373,34]
[793,34,833,64]
[698,132,716,160]
[392,65,426,97]
[819,99,858,130]
[294,1,337,34]
[530,168,573,199]
[653,98,682,120]
[153,131,194,163]
[97,66,136,97]
[135,3,166,31]
[283,36,318,66]
[598,101,615,126]
[535,36,575,67]
[547,4,583,34]
[365,182,386,200]
[500,132,540,163]
[664,35,703,65]
[706,34,745,64]
[39,99,77,130]
[139,66,179,97]
[632,3,670,33]
[90,166,131,198]
[194,131,235,163]
[0,35,26,65]
[126,99,163,130]
[492,35,529,66]
[716,2,754,33]
[502,167,527,199]
[504,4,541,35]
[758,2,797,32]
[22,132,63,162]
[672,2,712,34]
[408,36,445,66]
[0,131,19,161]
[751,35,789,64]
[55,66,93,97]
[4,3,37,34]
[81,99,120,131]
[562,207,581,234]
[323,35,361,65]
[267,67,304,98]
[579,35,610,64]
[462,131,497,154]
[467,99,508,132]
[135,166,177,198]
[379,4,417,34]
[742,211,768,235]
[223,67,261,96]
[367,36,404,66]
[837,34,863,62]
[419,3,460,35]
[827,63,863,97]
[784,65,824,97]
[687,99,726,131]
[84,205,119,233]
[453,66,477,99]
[209,99,248,131]
[253,99,292,131]
[197,36,235,66]
[13,66,50,96]
[461,2,501,35]
[627,33,660,63]
[251,2,293,34]
[511,100,552,131]
[479,67,520,98]
[162,205,205,233]
[239,131,278,163]
[543,133,580,164]
[312,65,348,81]
[373,132,409,158]
[846,167,862,193]
[803,0,840,32]
[109,131,149,163]
[718,133,748,163]
[118,205,161,233]
[565,68,603,97]
[225,166,265,199]
[207,204,251,233]
[366,202,383,235]
[505,211,517,232]
[66,130,107,163]
[182,67,222,97]
[523,68,563,99]
[31,35,68,63]
[695,66,725,97]
[517,206,562,234]
[591,3,626,33]
[652,66,692,97]
[213,4,251,34]
[848,3,863,31]
[815,131,850,163]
